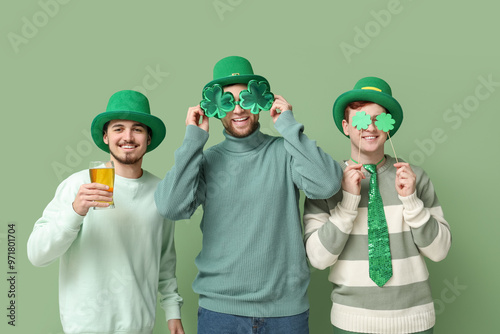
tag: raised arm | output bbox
[27,173,110,266]
[154,105,209,220]
[272,96,343,199]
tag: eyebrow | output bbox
[110,122,146,129]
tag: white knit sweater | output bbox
[28,170,183,334]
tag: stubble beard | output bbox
[224,120,259,138]
[109,143,146,165]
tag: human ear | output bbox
[342,119,350,137]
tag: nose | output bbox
[123,128,134,141]
[366,120,376,132]
[233,102,244,114]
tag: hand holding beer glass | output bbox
[89,161,115,209]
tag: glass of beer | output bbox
[89,161,115,209]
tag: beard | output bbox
[109,142,146,165]
[223,119,259,138]
[109,151,145,165]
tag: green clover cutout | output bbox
[240,80,274,115]
[200,84,235,118]
[375,113,395,132]
[352,111,372,130]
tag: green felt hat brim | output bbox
[203,74,270,91]
[333,89,403,138]
[91,110,166,153]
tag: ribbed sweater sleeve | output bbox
[155,125,209,220]
[27,172,85,267]
[304,191,360,270]
[158,219,183,321]
[275,110,342,199]
[399,169,451,262]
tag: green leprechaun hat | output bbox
[203,56,270,91]
[91,90,166,153]
[332,77,403,137]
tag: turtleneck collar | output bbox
[220,124,267,153]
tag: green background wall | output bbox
[2,0,498,333]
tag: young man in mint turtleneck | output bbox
[155,56,343,333]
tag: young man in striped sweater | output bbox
[155,56,342,333]
[304,77,451,334]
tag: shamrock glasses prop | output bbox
[200,80,274,118]
[351,111,399,164]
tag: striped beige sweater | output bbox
[304,156,451,334]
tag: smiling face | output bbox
[103,119,151,167]
[342,102,387,162]
[220,83,260,138]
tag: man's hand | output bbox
[269,95,292,124]
[186,105,209,132]
[394,162,416,197]
[342,163,365,195]
[167,319,185,334]
[72,183,113,216]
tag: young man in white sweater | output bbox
[28,90,184,334]
[304,77,451,334]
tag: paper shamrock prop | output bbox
[350,111,399,163]
[351,111,371,164]
[375,112,399,162]
[352,111,396,132]
[200,80,274,118]
[375,113,396,132]
[352,111,372,130]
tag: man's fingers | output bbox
[79,184,113,202]
[345,164,363,172]
[394,162,409,168]
[87,183,110,190]
[80,185,112,197]
[186,106,203,125]
[87,192,113,200]
[345,164,365,181]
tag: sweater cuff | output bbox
[398,191,423,212]
[60,207,85,231]
[273,110,296,132]
[399,191,430,228]
[164,304,182,321]
[185,124,209,142]
[328,191,360,234]
[339,190,361,211]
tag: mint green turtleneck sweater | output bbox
[155,110,342,317]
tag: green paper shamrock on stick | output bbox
[352,111,372,130]
[375,113,395,132]
[351,111,372,164]
[200,84,235,118]
[375,113,399,162]
[240,80,274,114]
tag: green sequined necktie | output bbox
[364,164,393,287]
